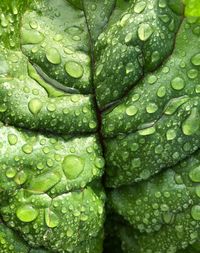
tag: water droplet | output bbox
[191,53,200,66]
[14,171,27,185]
[171,77,185,90]
[196,185,200,198]
[46,48,61,65]
[6,168,17,178]
[148,75,157,84]
[28,98,43,115]
[187,69,198,79]
[126,62,134,74]
[125,33,132,43]
[16,205,38,222]
[54,34,63,42]
[166,129,176,140]
[95,157,105,169]
[138,126,156,136]
[138,23,153,41]
[0,104,7,112]
[189,166,200,182]
[29,20,38,29]
[182,108,200,136]
[45,209,59,228]
[28,172,60,193]
[22,144,33,154]
[21,30,44,44]
[126,105,138,116]
[191,205,200,221]
[164,96,189,115]
[47,103,56,112]
[96,64,103,76]
[65,61,83,79]
[134,1,146,13]
[8,134,18,145]
[157,86,166,97]
[120,14,131,27]
[62,155,84,179]
[66,228,73,237]
[132,158,141,168]
[89,121,97,129]
[163,212,174,224]
[146,103,158,113]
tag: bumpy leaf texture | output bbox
[0,0,200,253]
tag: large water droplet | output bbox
[28,98,43,115]
[171,77,185,90]
[164,96,189,115]
[62,155,84,179]
[6,168,17,178]
[65,61,83,79]
[45,209,59,228]
[14,171,27,185]
[134,1,146,13]
[138,23,153,41]
[182,108,200,136]
[21,30,44,44]
[146,103,158,113]
[166,129,176,140]
[27,172,60,193]
[191,205,200,221]
[8,134,18,145]
[16,205,38,222]
[22,144,33,154]
[126,105,138,116]
[189,166,200,182]
[191,53,200,66]
[138,126,156,136]
[46,48,61,65]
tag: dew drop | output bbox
[138,23,153,41]
[62,155,84,179]
[46,47,61,65]
[28,98,43,115]
[16,205,38,222]
[45,209,59,228]
[189,166,200,182]
[166,129,176,140]
[191,53,200,66]
[8,134,18,145]
[171,77,185,90]
[65,61,83,79]
[126,105,138,116]
[134,1,146,13]
[182,108,200,136]
[191,205,200,221]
